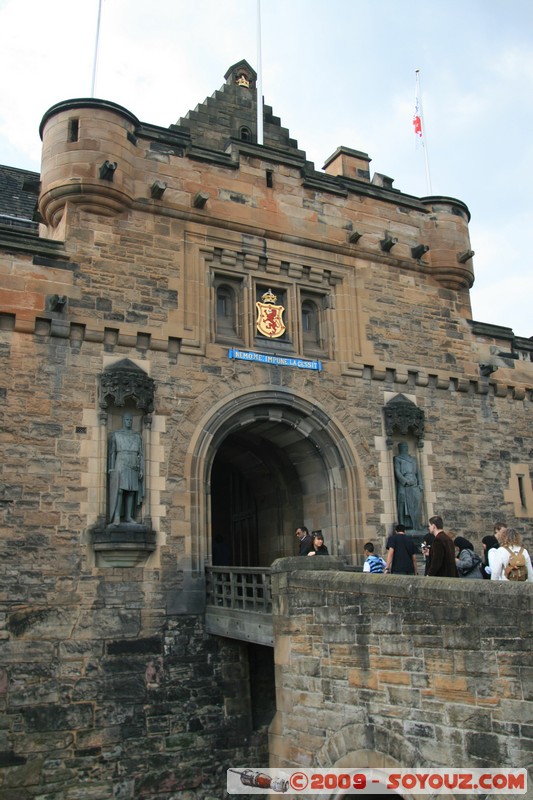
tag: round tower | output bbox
[39,99,139,226]
[421,196,474,290]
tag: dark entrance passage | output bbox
[210,428,305,566]
[248,643,276,729]
[211,461,258,566]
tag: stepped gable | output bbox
[0,164,40,222]
[171,59,306,160]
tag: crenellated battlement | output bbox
[36,84,475,292]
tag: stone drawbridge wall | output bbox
[270,558,532,794]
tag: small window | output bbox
[217,285,236,332]
[301,295,328,357]
[240,126,252,142]
[518,475,527,510]
[302,300,319,343]
[215,281,242,342]
[69,118,79,142]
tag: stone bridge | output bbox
[2,560,531,799]
[204,559,532,797]
[264,558,532,798]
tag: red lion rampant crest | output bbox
[256,289,286,339]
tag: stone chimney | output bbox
[323,146,371,182]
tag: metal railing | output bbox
[205,567,272,614]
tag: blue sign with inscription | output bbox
[228,348,322,372]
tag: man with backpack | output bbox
[490,528,533,582]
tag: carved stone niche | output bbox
[99,358,155,424]
[383,394,425,448]
[384,394,426,539]
[90,359,157,567]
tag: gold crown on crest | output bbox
[261,288,277,304]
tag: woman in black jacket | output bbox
[308,532,329,556]
[480,534,499,579]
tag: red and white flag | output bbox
[413,70,423,143]
[412,69,432,194]
[413,94,423,139]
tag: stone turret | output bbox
[421,196,475,289]
[38,99,139,226]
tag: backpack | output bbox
[504,546,528,582]
[457,549,482,578]
[367,554,386,574]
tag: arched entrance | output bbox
[210,425,315,566]
[187,387,363,572]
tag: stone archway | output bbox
[331,751,408,798]
[186,386,364,573]
[320,741,411,799]
[315,723,453,800]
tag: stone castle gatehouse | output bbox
[0,60,531,798]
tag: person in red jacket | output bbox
[426,515,458,577]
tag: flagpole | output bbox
[91,0,103,97]
[256,0,264,145]
[415,69,432,195]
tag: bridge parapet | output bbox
[269,558,533,782]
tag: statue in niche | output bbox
[108,412,144,525]
[394,441,423,530]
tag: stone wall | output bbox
[0,580,265,800]
[1,83,532,575]
[270,559,533,789]
[1,67,532,800]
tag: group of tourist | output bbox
[372,517,533,581]
[296,520,533,581]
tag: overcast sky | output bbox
[0,0,531,337]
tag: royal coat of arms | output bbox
[256,289,286,339]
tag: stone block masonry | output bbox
[0,586,266,800]
[270,559,533,783]
[0,59,532,800]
